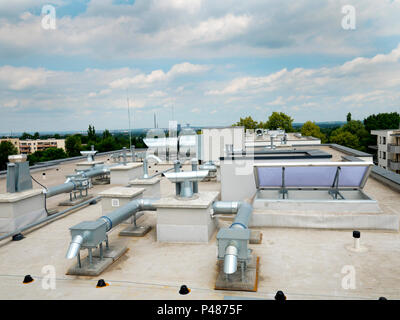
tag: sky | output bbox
[0,0,400,133]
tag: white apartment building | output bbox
[0,138,66,155]
[371,129,400,174]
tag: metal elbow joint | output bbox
[223,244,238,274]
[66,234,84,259]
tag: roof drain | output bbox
[213,201,253,276]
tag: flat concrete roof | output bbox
[0,149,399,299]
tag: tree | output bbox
[65,135,82,157]
[330,130,360,150]
[33,132,40,140]
[340,120,369,151]
[347,112,352,122]
[264,112,294,132]
[102,129,112,140]
[233,116,259,130]
[300,121,327,142]
[96,137,119,152]
[0,141,18,170]
[28,148,68,165]
[87,125,97,142]
[364,112,400,131]
[20,132,33,140]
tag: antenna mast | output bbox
[127,95,132,150]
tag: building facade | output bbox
[371,129,400,174]
[0,138,66,155]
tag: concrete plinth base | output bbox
[0,189,47,235]
[67,257,113,276]
[76,161,104,171]
[110,163,143,185]
[250,230,262,244]
[215,256,259,292]
[128,177,161,199]
[154,191,219,243]
[250,210,399,231]
[59,195,93,207]
[119,225,151,237]
[67,246,127,276]
[92,244,128,259]
[98,187,144,220]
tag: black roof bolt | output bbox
[96,279,108,288]
[353,231,361,239]
[179,285,190,295]
[12,233,24,241]
[23,275,34,284]
[379,297,387,300]
[42,172,46,175]
[274,290,286,301]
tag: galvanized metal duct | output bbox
[44,181,77,198]
[213,201,253,275]
[163,170,209,198]
[99,198,156,232]
[44,166,110,198]
[66,198,156,259]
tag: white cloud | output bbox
[109,62,209,89]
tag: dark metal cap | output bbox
[179,285,190,295]
[353,231,361,239]
[23,275,34,284]
[12,233,24,241]
[96,279,108,288]
[275,290,286,301]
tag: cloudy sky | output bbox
[1,0,400,133]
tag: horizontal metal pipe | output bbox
[213,201,252,229]
[44,166,110,198]
[212,201,240,214]
[199,164,217,172]
[99,198,157,231]
[163,170,209,182]
[44,181,76,198]
[0,196,101,242]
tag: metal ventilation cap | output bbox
[80,150,98,162]
[8,154,27,163]
[163,170,209,182]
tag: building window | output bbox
[383,152,386,160]
[383,137,386,145]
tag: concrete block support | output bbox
[76,160,104,171]
[154,191,219,243]
[0,189,47,235]
[98,186,145,217]
[109,163,143,185]
[128,177,161,199]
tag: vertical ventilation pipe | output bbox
[213,201,253,274]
